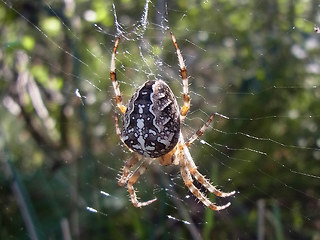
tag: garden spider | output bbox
[110,33,235,211]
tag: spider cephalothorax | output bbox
[110,33,235,211]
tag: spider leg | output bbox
[183,144,235,198]
[114,112,122,139]
[127,158,157,207]
[179,153,231,211]
[115,113,143,186]
[185,113,216,147]
[187,161,236,198]
[170,33,190,123]
[110,37,127,114]
[114,113,134,151]
[118,153,142,186]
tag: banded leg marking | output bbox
[182,144,235,197]
[127,158,157,207]
[170,33,190,122]
[180,159,231,211]
[110,37,127,114]
[118,153,142,186]
[186,113,216,147]
[188,164,236,198]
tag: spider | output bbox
[110,33,235,211]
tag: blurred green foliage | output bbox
[1,0,320,239]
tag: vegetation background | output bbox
[1,0,320,239]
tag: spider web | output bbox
[1,0,320,239]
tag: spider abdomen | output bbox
[122,80,180,158]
